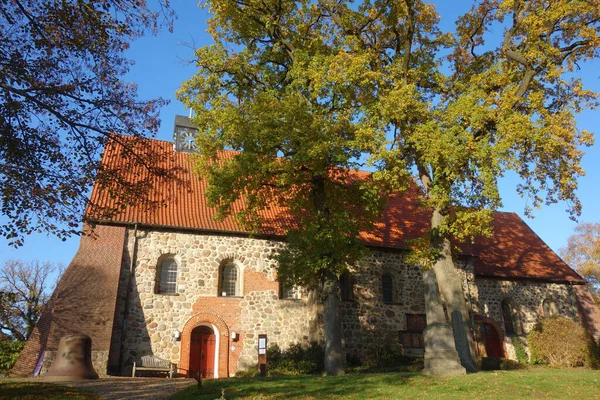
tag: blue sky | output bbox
[1,1,598,271]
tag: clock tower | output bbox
[173,115,198,153]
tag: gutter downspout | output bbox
[118,223,138,375]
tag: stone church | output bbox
[12,116,600,378]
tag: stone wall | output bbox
[341,250,425,357]
[116,227,586,373]
[119,230,433,375]
[119,229,316,377]
[473,277,576,358]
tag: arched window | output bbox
[382,273,394,304]
[220,262,239,297]
[542,298,559,317]
[340,272,354,302]
[157,257,178,294]
[501,299,520,336]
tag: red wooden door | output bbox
[481,322,504,358]
[189,326,216,379]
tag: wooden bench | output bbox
[132,356,175,378]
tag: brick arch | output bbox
[474,314,506,358]
[216,252,247,265]
[179,312,230,378]
[148,248,185,267]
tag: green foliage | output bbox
[348,0,598,240]
[500,359,526,370]
[585,336,600,369]
[178,0,410,291]
[511,335,529,365]
[266,342,324,376]
[528,317,589,368]
[481,357,526,371]
[0,340,25,376]
[361,337,412,370]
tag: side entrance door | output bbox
[189,326,216,379]
[481,321,504,358]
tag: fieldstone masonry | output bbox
[112,229,317,377]
[473,277,575,358]
[19,227,590,378]
[106,228,586,376]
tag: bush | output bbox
[481,357,526,371]
[501,358,526,370]
[266,341,324,376]
[362,337,411,370]
[528,316,589,368]
[511,335,528,365]
[343,333,414,373]
[0,340,25,376]
[586,336,600,369]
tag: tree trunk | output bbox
[311,175,344,375]
[422,269,466,376]
[323,277,344,376]
[430,207,478,372]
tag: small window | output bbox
[220,263,239,297]
[400,314,426,349]
[158,258,178,294]
[542,298,559,317]
[501,300,518,336]
[340,272,354,302]
[280,282,301,299]
[382,273,394,304]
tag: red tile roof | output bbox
[86,136,583,283]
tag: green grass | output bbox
[171,368,600,399]
[0,381,100,400]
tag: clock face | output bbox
[184,131,195,149]
[176,126,197,152]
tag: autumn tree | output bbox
[178,0,404,375]
[0,260,63,341]
[319,0,599,369]
[0,0,175,246]
[180,0,598,374]
[561,223,600,305]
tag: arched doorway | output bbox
[481,321,504,358]
[189,326,217,379]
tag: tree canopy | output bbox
[330,0,599,370]
[0,0,174,246]
[561,222,600,304]
[0,259,63,341]
[180,0,599,374]
[179,0,407,375]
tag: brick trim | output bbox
[179,312,231,378]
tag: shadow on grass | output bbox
[0,382,100,400]
[171,372,428,400]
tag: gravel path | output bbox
[64,378,195,400]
